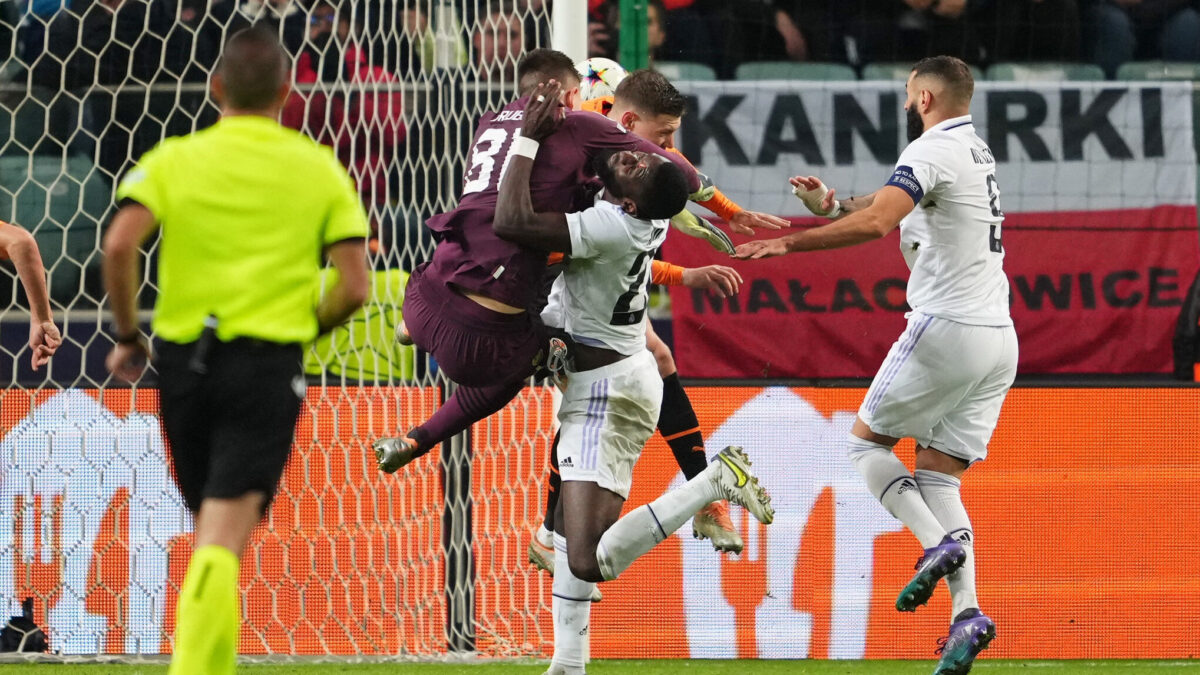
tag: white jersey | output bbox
[543,194,669,355]
[886,115,1012,326]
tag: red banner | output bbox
[666,206,1200,378]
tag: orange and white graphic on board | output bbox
[676,388,902,659]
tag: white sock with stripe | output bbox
[916,469,979,619]
[847,435,946,548]
[550,533,591,674]
[595,463,723,580]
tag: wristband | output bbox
[511,136,540,159]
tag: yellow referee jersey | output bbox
[116,115,369,345]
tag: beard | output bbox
[906,107,925,143]
[592,150,626,198]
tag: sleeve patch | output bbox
[886,165,924,204]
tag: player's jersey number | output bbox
[462,128,522,195]
[986,173,1003,253]
[611,250,653,326]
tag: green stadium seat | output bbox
[654,61,717,81]
[0,155,110,305]
[734,61,857,81]
[861,61,985,82]
[987,62,1106,82]
[1116,61,1200,81]
[305,267,416,382]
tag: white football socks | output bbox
[916,469,979,619]
[550,533,591,674]
[847,435,946,549]
[595,463,723,580]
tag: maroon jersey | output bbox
[422,96,700,310]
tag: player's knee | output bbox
[567,547,604,583]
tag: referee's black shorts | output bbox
[155,337,305,513]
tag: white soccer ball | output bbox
[575,57,628,102]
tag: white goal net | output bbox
[0,0,558,658]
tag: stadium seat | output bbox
[0,154,110,305]
[734,61,857,81]
[305,267,416,381]
[987,62,1106,82]
[861,61,985,82]
[654,61,717,82]
[1115,61,1200,81]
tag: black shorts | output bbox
[156,338,305,513]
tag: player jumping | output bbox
[500,80,774,675]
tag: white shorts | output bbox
[557,349,662,499]
[858,312,1018,464]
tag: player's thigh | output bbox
[206,341,305,509]
[859,315,981,441]
[928,325,1018,463]
[556,351,662,500]
[155,341,213,513]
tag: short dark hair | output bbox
[517,49,581,96]
[616,69,687,118]
[911,55,974,105]
[217,26,288,110]
[634,159,689,220]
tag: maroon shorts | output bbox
[403,265,546,387]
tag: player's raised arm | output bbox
[734,185,915,259]
[493,81,572,252]
[0,221,60,369]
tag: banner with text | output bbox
[667,81,1199,377]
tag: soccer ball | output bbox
[575,57,628,102]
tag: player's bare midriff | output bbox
[572,341,626,371]
[452,284,525,314]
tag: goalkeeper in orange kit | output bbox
[528,69,789,579]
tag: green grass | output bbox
[0,661,1196,674]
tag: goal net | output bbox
[0,0,558,658]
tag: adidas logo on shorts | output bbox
[559,457,573,468]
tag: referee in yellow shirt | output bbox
[102,26,369,674]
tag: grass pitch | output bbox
[0,660,1196,674]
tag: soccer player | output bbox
[531,69,783,569]
[371,49,703,472]
[0,222,60,370]
[103,27,370,674]
[734,56,1012,675]
[499,82,774,675]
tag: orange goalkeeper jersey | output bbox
[581,96,743,222]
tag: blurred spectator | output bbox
[648,0,722,68]
[229,0,306,55]
[163,0,236,83]
[471,0,524,81]
[588,0,618,59]
[978,0,1081,62]
[830,0,981,66]
[1083,0,1200,77]
[283,2,405,258]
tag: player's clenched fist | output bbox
[682,264,743,297]
[733,238,790,260]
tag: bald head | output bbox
[216,26,289,112]
[909,55,974,110]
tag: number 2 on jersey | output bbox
[985,173,1003,253]
[611,250,652,326]
[462,128,520,195]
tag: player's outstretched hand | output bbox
[682,264,743,297]
[790,175,841,217]
[728,210,790,235]
[28,319,61,370]
[106,339,150,383]
[733,238,790,260]
[522,80,566,142]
